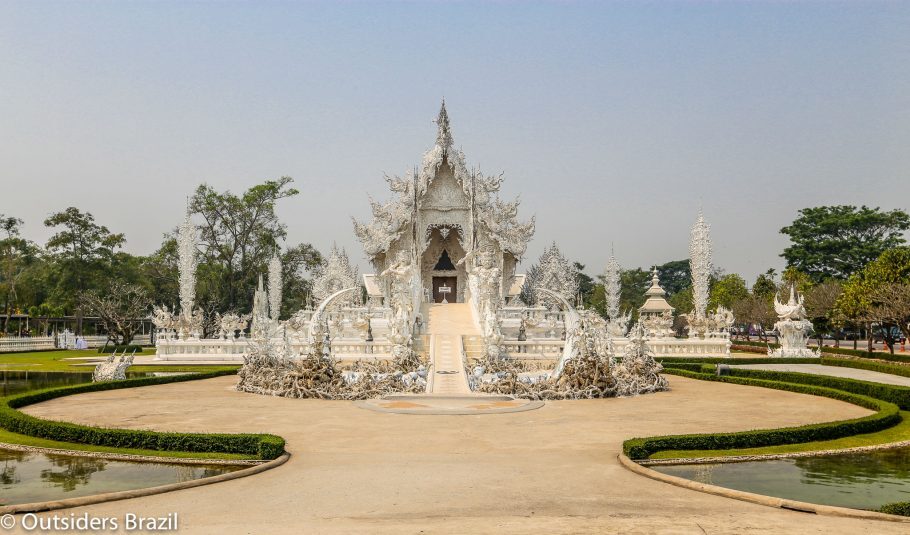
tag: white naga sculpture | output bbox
[770,285,818,358]
[93,352,134,382]
[603,250,631,337]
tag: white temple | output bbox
[153,103,736,363]
[353,100,535,308]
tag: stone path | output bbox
[21,375,896,534]
[425,303,477,395]
[731,363,910,387]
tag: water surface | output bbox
[0,449,241,506]
[653,447,910,510]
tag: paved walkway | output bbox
[20,374,902,534]
[731,363,910,387]
[425,304,476,395]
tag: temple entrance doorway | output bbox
[432,277,457,303]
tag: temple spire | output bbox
[435,98,454,151]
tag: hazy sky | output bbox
[2,1,908,285]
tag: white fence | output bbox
[154,336,395,362]
[0,333,153,353]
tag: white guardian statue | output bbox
[769,285,819,358]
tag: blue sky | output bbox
[1,1,908,284]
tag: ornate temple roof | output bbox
[352,101,535,261]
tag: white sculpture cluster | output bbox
[92,352,134,382]
[473,290,668,399]
[770,285,819,358]
[236,287,427,400]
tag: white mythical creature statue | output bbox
[151,305,177,337]
[380,251,419,358]
[93,352,134,382]
[464,248,506,360]
[218,312,250,340]
[769,285,818,358]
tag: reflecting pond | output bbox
[0,449,242,506]
[0,370,170,397]
[652,447,910,510]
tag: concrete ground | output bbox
[17,375,906,534]
[731,363,910,387]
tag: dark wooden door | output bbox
[433,277,457,303]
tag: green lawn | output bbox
[0,349,239,374]
[649,411,910,460]
[0,427,257,461]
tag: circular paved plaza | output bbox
[20,375,907,534]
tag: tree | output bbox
[0,215,38,333]
[780,205,910,282]
[869,283,910,347]
[618,268,651,321]
[709,274,748,310]
[80,281,151,345]
[186,178,322,316]
[44,208,125,334]
[835,247,910,354]
[655,259,691,296]
[804,280,843,347]
[574,262,595,308]
[752,269,778,300]
[733,294,776,342]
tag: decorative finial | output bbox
[434,98,453,150]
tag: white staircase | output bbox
[424,303,479,395]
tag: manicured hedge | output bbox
[734,338,910,362]
[97,344,144,353]
[623,369,901,460]
[730,344,769,355]
[658,357,820,366]
[820,357,910,379]
[0,370,285,460]
[880,502,910,517]
[718,367,910,410]
[734,339,781,349]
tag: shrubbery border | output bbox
[733,339,910,362]
[0,370,285,460]
[623,368,901,460]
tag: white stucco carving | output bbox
[769,285,819,358]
